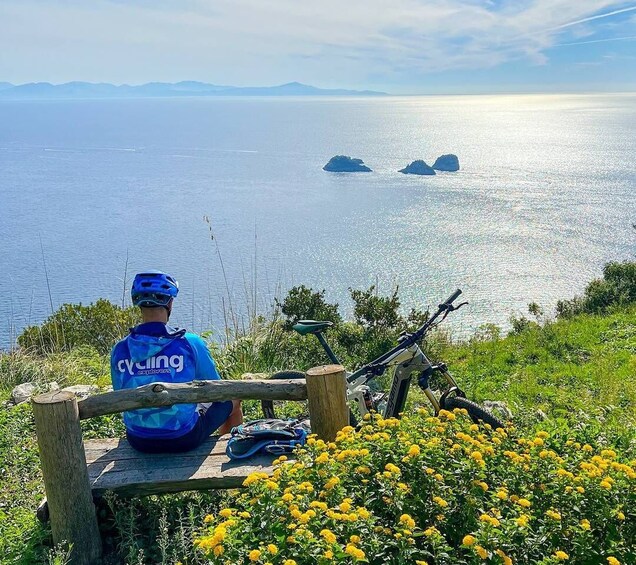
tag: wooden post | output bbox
[305,365,348,441]
[32,391,102,565]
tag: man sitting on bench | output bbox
[111,270,242,453]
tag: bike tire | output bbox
[261,370,358,426]
[442,396,506,430]
[261,371,307,419]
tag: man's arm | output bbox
[186,334,221,381]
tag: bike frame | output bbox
[311,290,466,419]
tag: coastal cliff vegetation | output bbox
[0,262,635,564]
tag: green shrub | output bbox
[277,286,341,329]
[17,299,139,355]
[0,346,109,392]
[557,262,636,317]
[196,410,635,564]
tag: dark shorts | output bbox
[126,400,234,454]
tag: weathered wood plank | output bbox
[78,379,307,419]
[306,365,348,442]
[84,436,276,496]
[32,392,103,564]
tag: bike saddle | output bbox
[292,320,333,335]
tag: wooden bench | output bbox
[31,365,349,565]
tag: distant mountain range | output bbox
[0,81,386,99]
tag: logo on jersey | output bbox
[117,355,184,375]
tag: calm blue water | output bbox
[1,94,635,348]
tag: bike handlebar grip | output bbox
[445,289,462,304]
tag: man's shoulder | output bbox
[182,332,208,350]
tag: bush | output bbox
[196,410,635,564]
[17,299,140,355]
[557,262,636,318]
[277,286,342,329]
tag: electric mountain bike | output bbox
[262,289,506,428]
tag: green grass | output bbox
[0,306,634,563]
[442,307,636,429]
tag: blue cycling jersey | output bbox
[110,322,221,439]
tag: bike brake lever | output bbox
[450,301,469,311]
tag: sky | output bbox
[0,0,635,94]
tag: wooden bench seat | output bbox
[85,435,276,497]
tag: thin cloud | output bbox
[557,35,636,46]
[551,4,636,31]
[0,0,634,84]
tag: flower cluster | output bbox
[196,409,635,564]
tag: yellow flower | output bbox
[325,477,340,490]
[281,493,294,503]
[213,546,224,557]
[345,544,366,561]
[496,490,508,500]
[283,560,297,565]
[399,514,416,529]
[462,534,477,546]
[580,519,591,531]
[320,529,337,544]
[248,549,262,562]
[415,561,429,565]
[385,463,401,475]
[582,444,593,452]
[607,558,621,565]
[515,514,530,527]
[350,535,361,544]
[433,496,449,508]
[203,514,214,523]
[267,544,278,555]
[219,508,233,518]
[600,480,612,490]
[554,551,569,561]
[496,549,513,565]
[243,472,268,486]
[475,545,488,559]
[517,498,532,508]
[471,451,484,462]
[407,444,421,457]
[546,510,562,521]
[358,507,370,519]
[238,511,251,518]
[617,511,625,520]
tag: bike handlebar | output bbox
[444,289,462,305]
[347,289,465,383]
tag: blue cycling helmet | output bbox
[131,271,179,307]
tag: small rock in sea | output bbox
[432,154,460,172]
[323,155,372,172]
[11,382,37,405]
[62,384,99,399]
[399,160,436,175]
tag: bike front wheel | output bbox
[442,395,506,430]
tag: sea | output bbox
[0,94,634,349]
